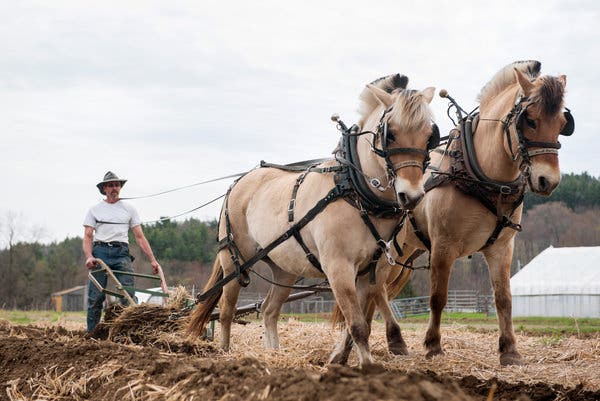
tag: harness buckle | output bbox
[386,252,396,266]
[506,221,523,231]
[500,185,512,195]
[376,239,396,266]
[288,199,295,212]
[369,178,387,192]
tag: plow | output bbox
[89,257,327,338]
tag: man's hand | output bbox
[151,260,160,275]
[86,257,98,269]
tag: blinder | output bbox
[561,108,574,136]
[428,123,440,150]
[515,106,575,137]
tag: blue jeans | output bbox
[87,243,136,332]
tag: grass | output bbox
[0,310,86,326]
[412,312,600,337]
[279,311,600,337]
[2,309,599,337]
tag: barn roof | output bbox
[510,246,600,295]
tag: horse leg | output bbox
[329,276,374,365]
[424,249,454,358]
[374,289,408,355]
[218,254,243,351]
[358,267,409,356]
[327,264,373,368]
[483,241,524,366]
[329,327,354,366]
[260,260,296,349]
[367,260,410,355]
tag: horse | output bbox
[330,60,573,366]
[188,74,437,367]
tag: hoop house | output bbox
[511,246,600,317]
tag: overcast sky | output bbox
[1,0,598,246]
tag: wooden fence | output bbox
[235,290,496,318]
[389,290,496,318]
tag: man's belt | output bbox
[93,241,129,247]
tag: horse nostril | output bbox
[397,192,409,207]
[538,176,548,192]
[397,192,424,210]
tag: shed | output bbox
[510,246,600,317]
[51,285,87,312]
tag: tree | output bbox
[524,172,600,211]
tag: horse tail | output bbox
[386,269,413,300]
[188,257,224,336]
[330,302,346,329]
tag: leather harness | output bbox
[198,118,414,302]
[411,114,526,251]
[408,91,567,252]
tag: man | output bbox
[83,171,161,332]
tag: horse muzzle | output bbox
[397,190,424,210]
[528,165,560,196]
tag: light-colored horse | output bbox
[331,60,571,366]
[188,75,436,367]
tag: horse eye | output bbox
[386,133,396,143]
[525,118,537,129]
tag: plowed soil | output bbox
[1,309,599,401]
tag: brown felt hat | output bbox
[96,171,127,195]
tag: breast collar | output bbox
[334,124,404,219]
[460,112,526,195]
[420,113,526,249]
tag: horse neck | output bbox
[357,114,397,202]
[474,86,522,182]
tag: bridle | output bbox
[479,94,575,184]
[501,95,574,170]
[367,107,439,190]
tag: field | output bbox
[1,308,600,401]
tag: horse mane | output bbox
[358,74,408,122]
[528,75,565,116]
[358,74,432,130]
[477,60,542,106]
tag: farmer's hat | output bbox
[96,171,127,195]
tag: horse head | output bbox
[477,60,572,196]
[359,76,436,209]
[512,68,570,195]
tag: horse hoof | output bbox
[360,363,386,375]
[500,352,524,366]
[389,343,409,356]
[425,349,444,359]
[328,353,349,366]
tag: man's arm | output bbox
[83,226,96,269]
[131,225,160,274]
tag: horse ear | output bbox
[514,68,534,96]
[558,74,567,88]
[420,87,435,104]
[367,84,394,108]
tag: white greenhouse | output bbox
[510,246,600,317]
